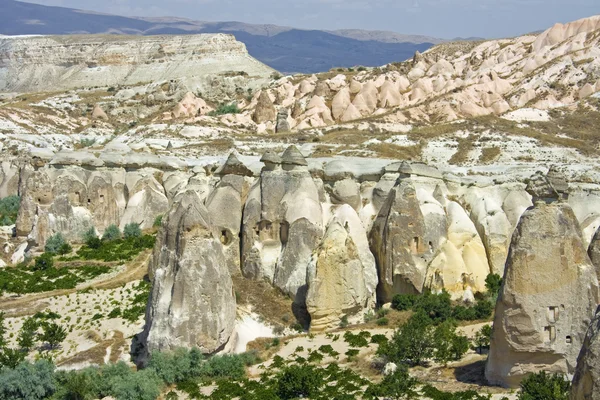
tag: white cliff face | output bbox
[0,34,275,94]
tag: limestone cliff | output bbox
[0,33,275,94]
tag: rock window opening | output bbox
[99,194,105,203]
[220,229,232,246]
[428,241,434,252]
[410,237,420,254]
[566,336,572,344]
[548,306,558,323]
[280,221,289,245]
[544,326,556,342]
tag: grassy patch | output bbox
[64,235,155,263]
[0,263,111,295]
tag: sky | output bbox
[23,0,600,39]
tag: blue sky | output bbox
[25,0,600,39]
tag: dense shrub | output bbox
[517,371,570,400]
[473,324,492,354]
[0,360,56,400]
[391,293,418,311]
[33,253,54,271]
[39,323,67,350]
[124,223,142,239]
[102,224,121,241]
[44,233,67,254]
[209,103,240,116]
[153,215,163,228]
[485,273,503,298]
[75,235,156,263]
[365,364,418,399]
[0,195,20,226]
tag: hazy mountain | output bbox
[0,0,439,73]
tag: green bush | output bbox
[378,311,435,366]
[391,293,418,311]
[102,224,121,241]
[44,233,67,254]
[153,215,163,228]
[208,103,240,116]
[58,242,73,255]
[275,364,324,400]
[432,320,470,365]
[421,384,493,399]
[123,223,142,239]
[413,290,453,323]
[39,323,67,350]
[376,317,389,326]
[517,371,570,400]
[365,364,418,399]
[33,253,54,271]
[473,324,492,354]
[0,348,26,369]
[0,195,20,226]
[0,360,56,400]
[75,235,156,263]
[485,273,503,298]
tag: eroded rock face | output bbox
[306,205,377,331]
[141,190,236,358]
[588,226,600,279]
[570,307,600,400]
[370,176,431,302]
[485,202,599,388]
[241,147,323,305]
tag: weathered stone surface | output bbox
[589,226,600,280]
[253,91,277,124]
[306,207,377,331]
[141,190,236,359]
[570,307,600,400]
[276,109,291,133]
[485,202,599,388]
[331,178,361,211]
[369,177,430,302]
[526,171,559,203]
[215,153,253,177]
[241,150,323,304]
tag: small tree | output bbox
[44,233,66,254]
[432,320,470,365]
[365,365,419,399]
[33,253,54,271]
[518,371,570,400]
[0,359,56,400]
[0,348,26,369]
[473,324,492,354]
[82,227,101,249]
[378,311,435,366]
[18,317,39,351]
[39,323,67,350]
[124,223,142,239]
[485,273,503,298]
[101,224,121,241]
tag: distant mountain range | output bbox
[0,0,448,73]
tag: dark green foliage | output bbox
[44,233,67,254]
[120,280,151,323]
[371,334,388,345]
[0,312,5,348]
[413,290,453,323]
[432,320,470,365]
[0,359,56,400]
[124,223,142,239]
[343,331,370,348]
[39,323,67,350]
[339,314,349,328]
[0,348,26,369]
[275,364,324,399]
[58,243,73,256]
[421,385,492,399]
[75,235,155,263]
[517,371,570,400]
[208,103,240,116]
[79,138,96,148]
[376,317,389,326]
[391,293,418,311]
[33,253,54,271]
[81,227,98,246]
[0,262,111,295]
[473,325,492,354]
[54,368,100,400]
[485,273,503,298]
[153,215,163,228]
[365,364,418,399]
[378,311,435,366]
[0,195,20,226]
[17,317,39,351]
[102,224,121,241]
[473,299,494,320]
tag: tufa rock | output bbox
[91,104,108,120]
[253,91,277,124]
[526,171,559,203]
[588,226,600,279]
[140,190,236,359]
[570,307,600,400]
[485,202,599,388]
[281,145,308,167]
[215,153,253,177]
[276,109,291,133]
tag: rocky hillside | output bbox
[0,33,275,94]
